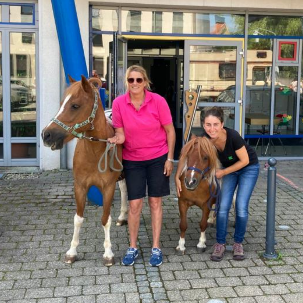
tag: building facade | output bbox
[1,0,303,170]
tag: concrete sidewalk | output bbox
[1,160,303,303]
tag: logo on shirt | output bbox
[228,156,233,161]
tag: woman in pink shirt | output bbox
[108,65,176,267]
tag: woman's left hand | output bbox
[215,169,225,179]
[164,160,173,176]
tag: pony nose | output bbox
[42,130,51,142]
[185,177,197,188]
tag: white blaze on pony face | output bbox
[56,94,72,118]
[45,94,72,128]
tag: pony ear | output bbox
[68,75,76,83]
[189,133,197,141]
[88,77,102,89]
[81,75,93,94]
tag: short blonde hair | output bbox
[125,65,151,90]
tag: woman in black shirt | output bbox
[202,107,259,262]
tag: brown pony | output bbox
[42,75,123,266]
[176,136,221,254]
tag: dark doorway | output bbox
[127,39,184,159]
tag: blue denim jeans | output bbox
[216,163,260,244]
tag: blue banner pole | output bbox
[51,0,103,206]
[51,0,88,83]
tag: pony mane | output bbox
[180,136,220,185]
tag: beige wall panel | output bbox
[39,0,61,170]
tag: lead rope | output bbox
[82,135,123,173]
[207,176,221,216]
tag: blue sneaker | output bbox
[122,248,138,266]
[149,248,163,267]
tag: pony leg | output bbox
[207,210,216,226]
[116,179,128,226]
[65,214,84,263]
[102,215,114,266]
[101,185,116,266]
[65,183,86,264]
[197,207,210,252]
[176,200,189,254]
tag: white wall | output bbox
[39,0,61,170]
[38,0,90,170]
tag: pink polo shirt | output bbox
[112,89,173,161]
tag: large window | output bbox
[120,9,245,35]
[248,15,303,37]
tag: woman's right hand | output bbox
[175,178,182,198]
[107,136,118,144]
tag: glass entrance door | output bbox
[183,39,243,140]
[0,30,37,166]
[113,34,127,98]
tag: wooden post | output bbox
[183,86,201,143]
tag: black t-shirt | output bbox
[205,127,258,168]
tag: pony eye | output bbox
[71,104,80,109]
[203,156,208,161]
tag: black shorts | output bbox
[123,154,170,200]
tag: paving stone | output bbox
[215,276,243,287]
[38,299,67,303]
[96,294,125,303]
[25,288,54,299]
[255,295,286,303]
[207,286,237,298]
[54,286,82,297]
[164,279,191,290]
[227,298,256,303]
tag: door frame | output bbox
[183,38,244,139]
[0,28,39,166]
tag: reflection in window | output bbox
[252,67,267,84]
[93,34,103,47]
[11,143,36,158]
[173,12,183,33]
[9,5,34,23]
[121,10,244,35]
[10,32,36,138]
[219,63,236,80]
[127,11,141,32]
[152,12,162,33]
[279,41,297,61]
[91,8,118,31]
[0,6,2,22]
[248,15,303,36]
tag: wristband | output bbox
[167,158,174,162]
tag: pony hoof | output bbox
[103,257,115,267]
[116,220,127,226]
[197,247,206,253]
[64,255,77,264]
[176,248,185,255]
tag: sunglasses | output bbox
[127,77,144,84]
